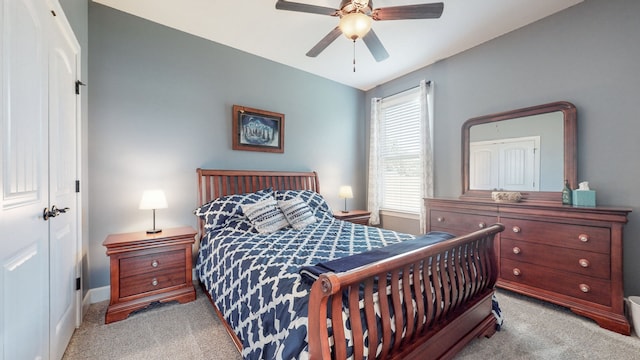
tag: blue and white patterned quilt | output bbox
[196,214,415,359]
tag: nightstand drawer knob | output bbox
[512,226,521,233]
[512,246,521,255]
[151,260,159,268]
[151,278,158,287]
[478,222,486,229]
[513,268,521,276]
[579,284,590,293]
[437,217,445,222]
[579,258,590,268]
[579,234,589,243]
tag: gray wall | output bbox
[367,0,640,296]
[87,3,366,289]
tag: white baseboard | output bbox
[84,285,110,305]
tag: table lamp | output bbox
[338,185,353,213]
[139,189,168,234]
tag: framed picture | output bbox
[232,105,284,153]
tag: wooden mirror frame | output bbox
[461,101,577,204]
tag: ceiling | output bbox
[92,0,583,91]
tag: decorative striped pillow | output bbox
[278,197,316,230]
[241,197,289,234]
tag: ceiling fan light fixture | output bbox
[352,0,369,9]
[339,12,372,40]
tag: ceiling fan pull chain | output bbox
[353,39,356,72]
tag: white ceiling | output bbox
[92,0,583,91]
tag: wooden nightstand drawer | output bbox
[120,267,186,298]
[120,250,185,278]
[103,226,197,323]
[334,210,371,225]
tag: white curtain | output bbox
[368,97,382,225]
[419,80,434,233]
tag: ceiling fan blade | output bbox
[362,29,389,62]
[275,0,339,16]
[373,2,444,21]
[306,27,342,57]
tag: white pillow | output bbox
[278,197,316,230]
[241,197,289,234]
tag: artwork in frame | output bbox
[232,105,284,153]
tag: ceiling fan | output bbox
[275,0,444,62]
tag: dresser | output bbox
[425,198,631,335]
[103,226,197,323]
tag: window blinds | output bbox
[379,88,422,214]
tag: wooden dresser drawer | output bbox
[119,266,186,298]
[501,258,611,306]
[120,249,185,278]
[430,210,496,233]
[500,217,610,254]
[500,238,610,279]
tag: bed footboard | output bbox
[307,224,504,360]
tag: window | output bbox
[378,88,423,214]
[368,80,432,231]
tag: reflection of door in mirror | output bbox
[469,111,563,192]
[470,136,540,191]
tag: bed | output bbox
[194,168,504,359]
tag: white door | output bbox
[0,0,51,358]
[499,139,539,191]
[1,1,80,358]
[469,144,498,190]
[470,136,540,191]
[48,2,80,358]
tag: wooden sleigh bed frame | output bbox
[196,168,504,360]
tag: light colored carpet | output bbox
[64,286,640,359]
[63,285,241,360]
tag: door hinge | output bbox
[75,277,81,291]
[75,80,86,95]
[75,180,80,193]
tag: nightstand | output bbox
[333,210,371,225]
[103,226,197,324]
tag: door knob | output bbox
[43,205,70,221]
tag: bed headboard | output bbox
[196,168,321,235]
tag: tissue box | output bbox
[572,190,596,207]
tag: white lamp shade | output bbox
[338,185,354,199]
[339,12,372,40]
[139,190,168,210]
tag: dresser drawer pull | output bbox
[478,222,486,229]
[579,259,590,268]
[151,260,159,268]
[579,284,590,293]
[512,226,521,233]
[437,217,445,223]
[512,268,521,276]
[512,247,521,255]
[579,234,589,243]
[151,278,158,287]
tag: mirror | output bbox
[461,101,577,203]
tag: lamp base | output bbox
[146,228,162,234]
[341,210,349,213]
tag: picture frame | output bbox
[232,105,284,153]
